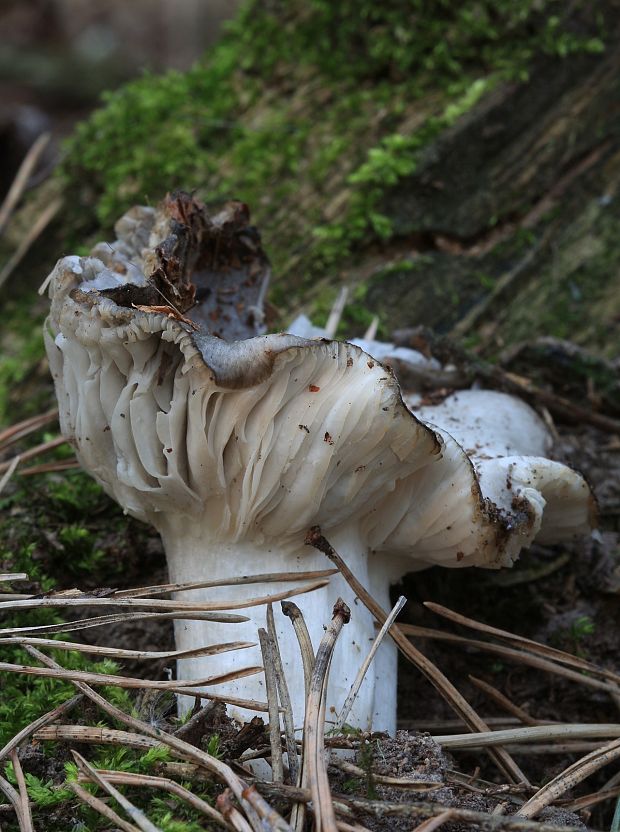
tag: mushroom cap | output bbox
[409,390,596,561]
[408,389,552,459]
[45,195,595,574]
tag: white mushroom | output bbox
[288,313,439,374]
[410,389,595,549]
[44,195,595,735]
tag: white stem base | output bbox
[158,522,397,735]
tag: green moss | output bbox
[231,0,603,84]
[0,295,49,426]
[58,0,606,308]
[312,77,495,270]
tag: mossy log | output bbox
[8,0,620,360]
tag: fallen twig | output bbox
[115,569,337,598]
[281,600,315,698]
[402,623,619,695]
[77,768,231,830]
[0,635,255,662]
[0,693,83,764]
[469,676,539,727]
[433,724,620,749]
[73,751,164,832]
[0,133,51,237]
[517,737,620,818]
[424,602,620,686]
[305,526,530,786]
[0,659,263,691]
[267,603,299,783]
[0,409,58,453]
[0,436,67,475]
[335,595,406,732]
[0,577,331,613]
[303,599,350,832]
[259,627,284,783]
[10,750,34,832]
[329,757,441,791]
[69,780,141,832]
[0,609,250,637]
[25,646,287,832]
[0,198,63,291]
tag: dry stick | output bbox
[0,609,250,637]
[0,197,63,291]
[0,659,263,691]
[282,600,314,832]
[504,740,605,758]
[363,316,379,341]
[401,624,619,695]
[36,725,164,752]
[0,132,51,236]
[2,646,268,711]
[0,409,58,452]
[565,784,620,811]
[424,602,620,686]
[0,455,20,496]
[0,573,28,583]
[339,796,550,830]
[259,628,284,783]
[1,577,330,613]
[304,599,350,832]
[304,527,529,787]
[267,603,300,784]
[0,436,66,475]
[218,789,254,832]
[0,635,255,662]
[433,724,620,749]
[242,784,294,832]
[80,769,232,831]
[19,459,80,476]
[329,758,441,791]
[498,369,620,435]
[469,676,539,727]
[516,737,620,819]
[503,743,605,755]
[411,717,526,732]
[253,782,584,832]
[335,595,406,732]
[325,287,349,338]
[410,809,455,832]
[10,750,34,832]
[0,774,23,829]
[336,821,372,832]
[25,647,285,832]
[69,781,141,832]
[281,601,315,697]
[0,692,82,764]
[115,569,338,598]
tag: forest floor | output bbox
[2,344,619,831]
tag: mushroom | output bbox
[44,194,595,735]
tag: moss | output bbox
[58,0,606,312]
[0,295,51,426]
[231,0,604,84]
[311,77,495,270]
[489,185,620,355]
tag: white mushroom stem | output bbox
[158,519,397,733]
